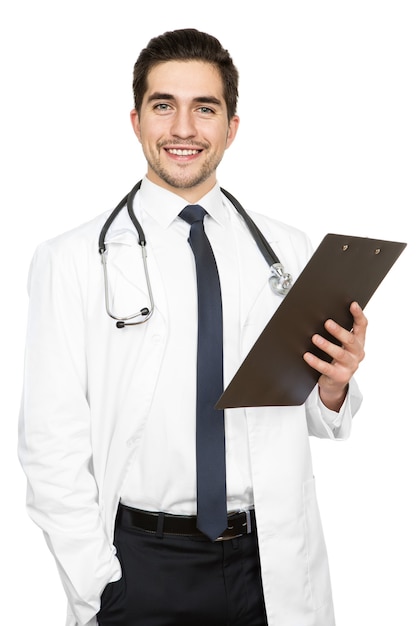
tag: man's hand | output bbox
[303,301,367,412]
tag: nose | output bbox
[170,108,197,139]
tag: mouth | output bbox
[163,146,203,160]
[165,148,202,156]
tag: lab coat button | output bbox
[152,334,161,344]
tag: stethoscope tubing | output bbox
[219,187,278,268]
[98,180,144,253]
[98,181,292,327]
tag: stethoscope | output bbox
[98,180,293,328]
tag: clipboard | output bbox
[216,233,407,409]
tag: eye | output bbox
[154,103,172,112]
[197,106,215,114]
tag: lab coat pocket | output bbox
[302,477,333,611]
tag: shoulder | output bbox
[248,209,310,243]
[27,211,113,294]
[30,211,111,266]
[220,188,312,254]
[37,211,110,254]
[246,210,313,266]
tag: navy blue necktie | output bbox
[179,204,227,541]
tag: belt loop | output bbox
[245,509,252,534]
[156,512,165,538]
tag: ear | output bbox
[226,115,240,149]
[130,109,142,143]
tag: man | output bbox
[19,28,367,626]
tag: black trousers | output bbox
[97,520,268,626]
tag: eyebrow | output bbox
[147,92,222,107]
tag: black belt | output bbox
[117,503,256,541]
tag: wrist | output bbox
[319,383,348,412]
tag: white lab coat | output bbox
[18,202,362,626]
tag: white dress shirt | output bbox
[120,176,341,515]
[119,177,263,514]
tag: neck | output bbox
[146,172,217,203]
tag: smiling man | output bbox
[19,29,367,626]
[131,60,239,197]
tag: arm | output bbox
[303,301,367,412]
[18,241,120,625]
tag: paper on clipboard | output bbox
[216,233,407,409]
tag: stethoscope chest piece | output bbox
[269,262,293,296]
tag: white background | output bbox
[1,1,416,624]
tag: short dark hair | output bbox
[132,28,239,121]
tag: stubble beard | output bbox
[147,145,222,190]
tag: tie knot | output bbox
[179,204,207,225]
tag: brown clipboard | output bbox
[216,233,407,409]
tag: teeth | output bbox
[167,148,200,155]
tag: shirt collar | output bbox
[138,176,230,228]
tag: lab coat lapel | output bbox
[99,230,169,533]
[235,220,285,359]
[242,282,284,360]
